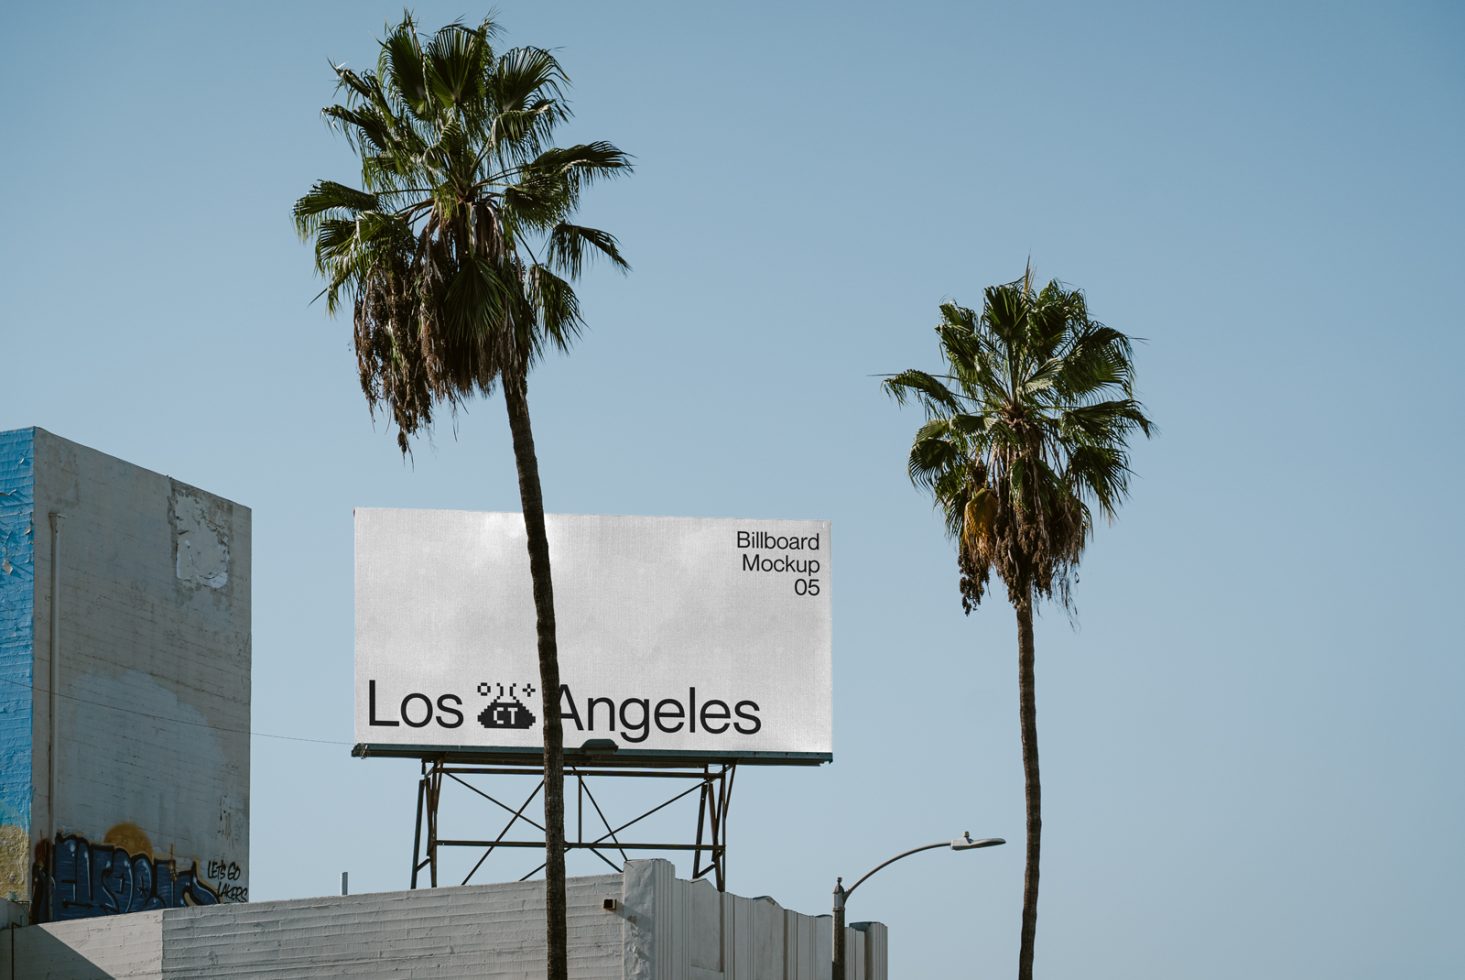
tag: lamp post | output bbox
[831,832,1004,979]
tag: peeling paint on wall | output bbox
[169,484,229,590]
[0,427,35,903]
[0,824,28,898]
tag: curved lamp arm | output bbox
[844,841,945,900]
[841,833,1006,902]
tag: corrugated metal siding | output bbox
[623,860,886,980]
[783,910,822,980]
[852,922,887,980]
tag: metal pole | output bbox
[428,762,442,888]
[411,774,426,888]
[47,512,62,843]
[719,765,734,890]
[832,877,846,980]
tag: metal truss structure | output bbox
[410,758,738,892]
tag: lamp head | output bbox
[951,832,1006,851]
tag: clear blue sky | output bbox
[4,1,1463,975]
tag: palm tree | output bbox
[293,15,630,980]
[884,266,1152,980]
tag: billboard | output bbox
[354,510,832,763]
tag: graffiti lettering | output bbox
[37,834,223,922]
[216,882,248,902]
[206,859,242,882]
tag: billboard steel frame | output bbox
[410,759,738,892]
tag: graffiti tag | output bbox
[206,859,242,881]
[207,859,246,901]
[37,834,223,922]
[215,882,248,902]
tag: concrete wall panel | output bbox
[13,428,251,921]
[2,909,165,979]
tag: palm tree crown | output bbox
[293,13,631,451]
[885,265,1153,612]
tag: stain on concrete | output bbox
[103,822,154,857]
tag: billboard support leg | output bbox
[427,760,443,888]
[408,760,740,891]
[411,771,426,888]
[693,767,710,881]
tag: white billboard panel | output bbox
[355,510,831,763]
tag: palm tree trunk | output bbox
[1016,592,1041,980]
[502,373,568,980]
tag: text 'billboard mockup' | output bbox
[355,510,832,763]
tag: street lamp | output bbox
[832,832,1004,979]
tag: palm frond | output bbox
[520,142,633,194]
[491,46,568,117]
[528,263,584,351]
[882,369,960,414]
[424,21,489,110]
[293,180,379,237]
[546,223,629,277]
[379,15,430,117]
[907,421,960,492]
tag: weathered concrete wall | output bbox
[3,909,164,979]
[3,875,623,980]
[0,862,887,979]
[0,427,251,920]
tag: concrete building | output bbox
[0,859,887,979]
[0,428,250,923]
